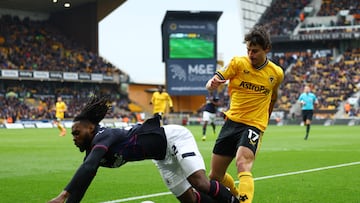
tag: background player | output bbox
[298,85,319,140]
[48,96,239,203]
[54,96,67,136]
[201,94,221,141]
[150,85,174,124]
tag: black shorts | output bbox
[302,110,314,121]
[213,119,263,157]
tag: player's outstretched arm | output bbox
[48,148,107,203]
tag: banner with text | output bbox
[0,69,116,83]
[166,59,216,95]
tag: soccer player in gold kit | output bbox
[206,25,284,202]
[150,85,174,122]
[54,96,67,136]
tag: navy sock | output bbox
[194,190,216,203]
[208,180,238,203]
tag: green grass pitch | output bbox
[0,125,359,203]
[169,38,214,59]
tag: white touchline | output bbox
[253,161,360,181]
[100,161,360,203]
[101,192,171,203]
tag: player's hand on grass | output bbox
[48,190,69,203]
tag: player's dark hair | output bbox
[73,96,111,125]
[244,25,271,50]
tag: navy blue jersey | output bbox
[87,124,167,168]
[204,97,219,113]
[64,117,167,202]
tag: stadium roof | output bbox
[0,0,96,13]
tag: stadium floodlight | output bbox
[64,2,71,8]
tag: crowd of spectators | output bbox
[299,6,360,35]
[317,0,360,16]
[254,0,360,118]
[257,0,311,36]
[0,15,122,75]
[0,14,136,124]
[0,80,135,124]
[258,0,360,36]
[274,47,360,118]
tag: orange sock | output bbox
[57,123,65,131]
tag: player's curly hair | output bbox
[244,24,271,50]
[73,96,111,125]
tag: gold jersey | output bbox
[55,101,67,120]
[216,56,284,131]
[151,92,173,115]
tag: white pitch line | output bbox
[100,161,360,203]
[253,161,360,181]
[101,192,171,203]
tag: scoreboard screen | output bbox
[169,33,215,59]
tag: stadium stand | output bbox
[0,15,121,74]
[1,0,359,128]
[257,0,312,36]
[256,0,360,121]
[0,14,137,127]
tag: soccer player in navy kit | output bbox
[298,85,319,140]
[48,96,239,203]
[202,95,221,141]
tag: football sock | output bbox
[304,124,310,139]
[208,180,237,203]
[202,126,206,136]
[237,172,254,202]
[57,123,65,131]
[306,124,310,135]
[194,190,216,203]
[221,173,239,197]
[211,123,216,133]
